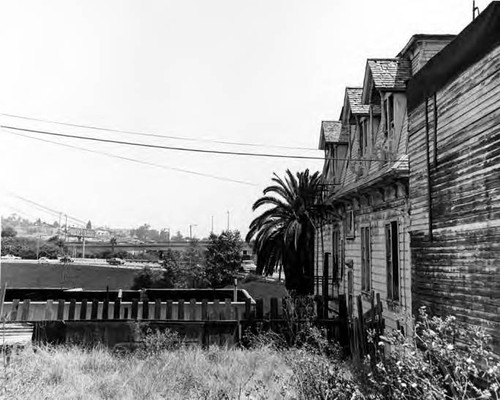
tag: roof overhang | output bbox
[407,1,500,111]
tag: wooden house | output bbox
[405,2,500,352]
[315,35,454,333]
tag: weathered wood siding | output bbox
[346,194,412,332]
[410,40,452,75]
[408,44,500,351]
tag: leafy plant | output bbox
[204,230,243,288]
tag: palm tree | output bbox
[246,169,336,295]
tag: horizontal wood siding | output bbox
[408,44,500,352]
[346,203,412,333]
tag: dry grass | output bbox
[1,345,296,400]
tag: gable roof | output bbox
[319,121,345,150]
[367,58,412,91]
[346,87,370,115]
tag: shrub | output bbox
[355,308,500,400]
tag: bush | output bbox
[136,325,184,356]
[355,308,500,400]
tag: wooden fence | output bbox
[348,292,385,363]
[1,296,348,349]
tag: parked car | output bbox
[59,256,74,263]
[241,259,257,272]
[38,257,49,264]
[1,254,21,260]
[107,257,125,265]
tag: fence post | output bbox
[68,299,76,321]
[80,299,87,320]
[57,299,65,320]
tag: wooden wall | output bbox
[408,44,500,351]
[346,196,412,333]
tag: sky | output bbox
[0,0,494,238]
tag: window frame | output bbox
[360,225,371,293]
[385,220,400,302]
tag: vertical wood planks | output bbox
[166,300,173,320]
[178,299,185,320]
[68,299,76,321]
[45,300,54,320]
[142,300,149,320]
[131,299,139,320]
[102,300,109,320]
[213,299,220,320]
[224,299,231,320]
[11,299,20,321]
[57,299,65,320]
[189,299,197,321]
[256,298,264,320]
[80,299,87,320]
[201,299,208,321]
[245,298,252,320]
[113,299,121,319]
[91,299,99,320]
[21,299,31,321]
[154,299,161,319]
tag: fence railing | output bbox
[1,295,351,349]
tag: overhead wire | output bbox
[3,129,257,186]
[4,191,86,225]
[1,125,385,162]
[1,112,319,151]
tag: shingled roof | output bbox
[346,87,369,115]
[319,121,345,150]
[367,58,412,90]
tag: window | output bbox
[361,226,371,292]
[359,119,369,156]
[384,94,394,134]
[385,221,399,301]
[345,210,355,239]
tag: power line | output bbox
[2,125,324,160]
[5,191,86,225]
[4,129,257,186]
[1,125,385,162]
[0,112,319,151]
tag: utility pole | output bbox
[211,216,214,234]
[82,230,86,259]
[227,211,230,231]
[189,224,197,239]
